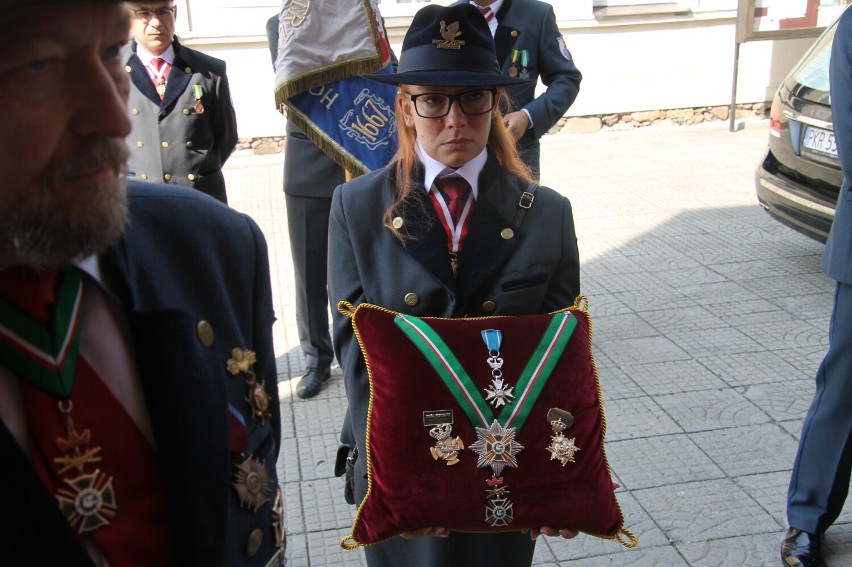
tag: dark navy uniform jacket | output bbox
[825,7,852,284]
[0,182,282,566]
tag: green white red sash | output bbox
[0,269,83,398]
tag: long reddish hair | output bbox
[384,86,532,239]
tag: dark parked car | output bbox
[755,15,843,241]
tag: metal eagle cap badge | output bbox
[433,20,465,50]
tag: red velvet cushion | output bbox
[340,299,636,549]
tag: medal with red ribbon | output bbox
[0,268,119,534]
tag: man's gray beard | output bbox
[1,138,130,270]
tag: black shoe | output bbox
[781,528,824,567]
[297,367,330,399]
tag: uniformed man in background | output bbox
[124,0,238,203]
[464,0,581,179]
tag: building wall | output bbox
[174,0,820,138]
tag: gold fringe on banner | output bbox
[285,106,371,178]
[273,56,383,108]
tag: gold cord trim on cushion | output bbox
[564,296,637,548]
[337,297,638,549]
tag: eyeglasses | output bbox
[129,6,176,21]
[406,89,497,119]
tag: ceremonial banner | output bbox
[273,0,398,175]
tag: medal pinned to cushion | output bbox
[338,296,636,550]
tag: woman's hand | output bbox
[525,481,620,541]
[400,527,450,539]
[527,527,579,541]
[401,482,619,541]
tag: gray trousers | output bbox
[285,192,334,370]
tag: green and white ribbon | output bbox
[394,312,577,432]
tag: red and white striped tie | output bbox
[436,176,471,225]
[147,57,170,99]
[476,4,494,22]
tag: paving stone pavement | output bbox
[223,117,852,567]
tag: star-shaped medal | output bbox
[547,433,580,466]
[468,420,524,477]
[233,456,273,512]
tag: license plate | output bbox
[802,125,838,157]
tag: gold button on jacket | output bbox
[196,320,215,347]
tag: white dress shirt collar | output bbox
[76,254,103,285]
[135,43,176,68]
[416,141,488,199]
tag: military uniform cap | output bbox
[364,3,532,87]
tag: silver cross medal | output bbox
[484,353,515,408]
